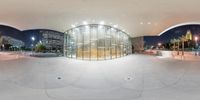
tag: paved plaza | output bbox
[0,52,200,100]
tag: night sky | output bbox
[144,24,200,47]
[1,24,200,48]
[0,25,25,41]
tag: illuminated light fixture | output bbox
[98,25,103,29]
[147,22,151,24]
[71,24,76,28]
[85,25,89,29]
[99,21,105,25]
[158,42,162,46]
[113,24,118,28]
[83,21,88,25]
[140,22,144,25]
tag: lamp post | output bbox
[31,36,35,52]
[156,43,162,56]
[158,43,162,50]
[2,44,4,51]
[194,36,198,56]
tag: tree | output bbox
[0,33,2,46]
[35,43,46,53]
[179,35,187,56]
[174,39,180,55]
[170,38,177,51]
[0,33,3,51]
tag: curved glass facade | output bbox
[64,24,132,60]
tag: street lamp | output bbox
[2,44,4,51]
[158,43,162,49]
[194,36,198,56]
[156,43,162,56]
[31,36,35,52]
[195,36,198,42]
[31,37,35,41]
[158,43,162,46]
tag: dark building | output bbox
[0,25,25,50]
[0,25,64,54]
[22,29,64,54]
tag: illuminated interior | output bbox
[64,24,132,60]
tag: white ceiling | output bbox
[0,0,200,37]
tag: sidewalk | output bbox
[0,51,25,61]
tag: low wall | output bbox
[150,50,200,61]
[160,51,197,57]
[29,53,59,57]
[145,50,199,58]
[159,51,173,58]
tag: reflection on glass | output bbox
[65,24,131,60]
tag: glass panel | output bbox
[116,31,121,58]
[111,28,117,59]
[77,28,83,59]
[64,34,68,56]
[71,29,76,58]
[90,26,98,60]
[97,25,105,60]
[66,30,72,58]
[65,24,131,60]
[122,33,127,56]
[83,26,90,60]
[105,27,111,59]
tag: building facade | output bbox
[64,24,132,60]
[0,35,25,50]
[22,29,64,54]
[39,30,64,54]
[131,37,144,53]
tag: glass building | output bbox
[64,24,132,60]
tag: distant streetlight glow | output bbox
[31,37,35,41]
[195,36,198,41]
[158,43,162,46]
[158,43,162,50]
[194,36,199,56]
